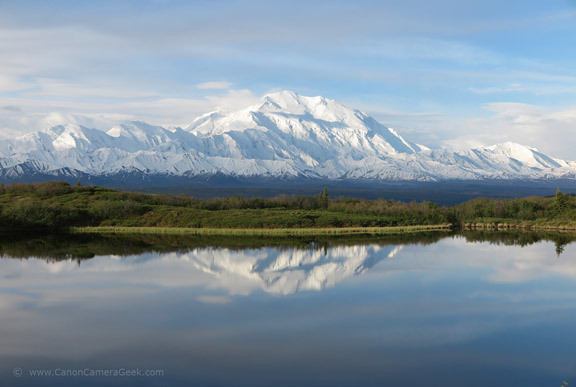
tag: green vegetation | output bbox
[71,224,451,236]
[456,190,576,230]
[0,181,575,233]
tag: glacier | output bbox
[1,90,575,184]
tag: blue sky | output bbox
[1,0,576,158]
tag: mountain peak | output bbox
[263,90,301,102]
[487,141,537,152]
[483,141,563,169]
[183,91,422,158]
[257,91,345,117]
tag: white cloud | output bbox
[0,106,22,112]
[469,78,576,96]
[356,105,447,147]
[25,78,160,99]
[352,97,576,160]
[364,38,501,65]
[0,110,131,138]
[0,88,261,137]
[440,103,576,160]
[0,74,32,92]
[203,89,261,112]
[469,84,527,94]
[195,81,233,90]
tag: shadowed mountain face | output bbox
[1,91,576,184]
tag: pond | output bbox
[1,231,575,386]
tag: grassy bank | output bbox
[70,224,453,236]
[463,220,576,231]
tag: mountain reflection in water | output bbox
[1,231,576,387]
[1,231,575,296]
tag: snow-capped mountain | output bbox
[1,90,575,183]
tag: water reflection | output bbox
[1,231,575,386]
[0,241,404,296]
[1,231,575,296]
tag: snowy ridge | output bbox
[0,91,575,182]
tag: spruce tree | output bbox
[555,188,568,212]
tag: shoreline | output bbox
[463,222,576,231]
[69,224,454,236]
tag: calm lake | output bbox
[1,231,575,386]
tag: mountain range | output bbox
[1,90,575,185]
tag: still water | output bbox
[0,232,575,386]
